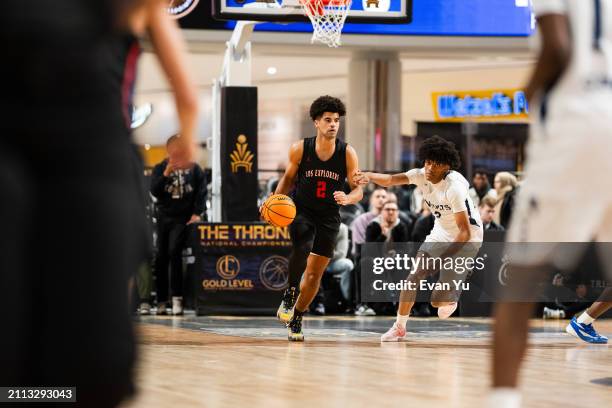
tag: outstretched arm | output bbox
[525,12,571,103]
[353,170,411,187]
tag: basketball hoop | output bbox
[297,0,352,48]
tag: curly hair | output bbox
[418,135,461,169]
[310,95,346,120]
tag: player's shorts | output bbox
[506,119,612,275]
[419,234,482,297]
[290,205,341,259]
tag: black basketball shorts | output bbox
[290,206,341,259]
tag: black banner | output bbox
[188,222,291,315]
[220,86,259,222]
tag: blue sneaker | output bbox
[566,317,608,344]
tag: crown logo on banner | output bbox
[230,134,254,173]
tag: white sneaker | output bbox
[437,302,457,319]
[139,302,151,315]
[355,305,376,316]
[543,307,566,319]
[364,306,376,316]
[381,322,407,342]
[354,305,367,316]
[156,303,168,315]
[172,297,183,316]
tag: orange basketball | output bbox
[263,194,296,227]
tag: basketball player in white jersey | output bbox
[354,136,483,341]
[489,1,612,407]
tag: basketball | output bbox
[263,194,296,227]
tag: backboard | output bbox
[212,0,412,23]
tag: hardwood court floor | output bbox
[122,316,612,408]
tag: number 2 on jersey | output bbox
[316,181,327,198]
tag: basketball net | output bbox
[298,0,352,48]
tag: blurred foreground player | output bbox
[273,96,363,341]
[354,136,483,342]
[0,1,197,407]
[490,1,612,407]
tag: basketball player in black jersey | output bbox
[271,96,363,341]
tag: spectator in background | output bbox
[366,200,411,243]
[311,223,354,315]
[387,190,417,237]
[151,135,207,315]
[350,187,387,255]
[350,188,387,316]
[365,200,412,316]
[493,171,519,229]
[479,196,504,231]
[469,169,497,207]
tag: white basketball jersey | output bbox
[533,0,612,122]
[406,168,483,243]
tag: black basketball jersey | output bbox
[293,136,348,214]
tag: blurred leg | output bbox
[154,218,171,303]
[169,222,187,297]
[295,254,331,312]
[492,302,535,387]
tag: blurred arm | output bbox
[147,2,199,156]
[525,13,571,103]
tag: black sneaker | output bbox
[287,311,304,342]
[277,287,297,324]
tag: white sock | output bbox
[395,313,409,329]
[486,388,521,408]
[577,311,595,325]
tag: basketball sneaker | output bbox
[543,306,565,319]
[287,312,304,342]
[139,302,151,315]
[354,304,376,316]
[437,302,457,319]
[565,317,608,344]
[172,296,183,316]
[277,287,296,324]
[380,322,406,342]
